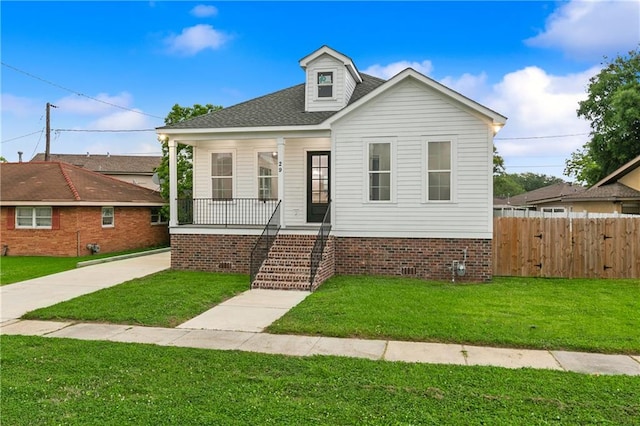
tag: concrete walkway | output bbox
[1,252,638,376]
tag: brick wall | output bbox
[1,206,169,257]
[335,237,492,282]
[171,232,491,283]
[171,233,258,273]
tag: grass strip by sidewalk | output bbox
[0,247,167,285]
[22,271,248,328]
[267,275,640,354]
[2,335,639,425]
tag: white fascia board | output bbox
[331,229,493,239]
[161,128,332,145]
[158,124,331,137]
[299,46,363,83]
[326,68,507,126]
[1,201,166,207]
[593,154,640,187]
[170,227,263,236]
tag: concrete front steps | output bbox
[252,234,334,291]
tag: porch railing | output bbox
[177,198,280,226]
[250,201,282,284]
[310,201,332,287]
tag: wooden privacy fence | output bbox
[493,217,640,279]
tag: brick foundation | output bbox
[171,233,259,274]
[335,237,492,282]
[171,232,491,284]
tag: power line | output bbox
[0,130,44,144]
[54,128,156,133]
[495,133,589,140]
[1,62,164,120]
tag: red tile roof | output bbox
[1,162,165,204]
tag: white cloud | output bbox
[0,94,38,117]
[88,110,152,130]
[190,4,218,18]
[439,72,488,101]
[525,0,640,60]
[164,24,228,56]
[55,92,134,115]
[483,66,600,176]
[363,60,433,80]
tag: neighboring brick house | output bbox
[31,153,162,191]
[157,46,507,288]
[0,161,169,257]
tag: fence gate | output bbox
[493,217,640,279]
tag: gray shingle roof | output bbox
[507,182,586,206]
[158,74,386,130]
[563,182,640,201]
[30,153,161,175]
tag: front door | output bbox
[307,151,330,223]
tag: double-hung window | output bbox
[16,207,52,229]
[368,142,391,201]
[257,152,278,199]
[317,71,333,98]
[427,140,452,201]
[211,152,233,200]
[150,207,168,224]
[102,207,114,227]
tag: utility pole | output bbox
[45,102,57,161]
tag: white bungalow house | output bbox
[157,46,506,289]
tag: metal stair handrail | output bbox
[309,202,331,288]
[249,200,281,285]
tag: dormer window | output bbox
[317,71,333,98]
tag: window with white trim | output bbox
[16,207,52,229]
[541,207,565,213]
[257,152,278,199]
[427,141,452,201]
[102,207,114,227]
[368,142,391,201]
[317,71,333,98]
[211,152,233,199]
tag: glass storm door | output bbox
[307,151,330,223]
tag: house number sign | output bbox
[279,161,283,173]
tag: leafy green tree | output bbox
[565,48,640,185]
[509,172,564,192]
[156,104,222,204]
[493,174,525,198]
[493,145,505,175]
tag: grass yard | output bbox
[22,270,248,328]
[268,275,640,354]
[2,335,639,425]
[0,247,167,285]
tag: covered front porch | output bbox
[165,134,332,230]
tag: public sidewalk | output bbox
[1,252,639,376]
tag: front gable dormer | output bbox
[299,46,363,112]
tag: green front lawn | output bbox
[0,247,167,285]
[22,271,248,328]
[2,335,638,425]
[268,275,640,354]
[22,271,639,354]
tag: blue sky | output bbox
[2,1,639,178]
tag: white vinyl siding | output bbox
[332,79,493,239]
[16,207,52,229]
[305,54,353,112]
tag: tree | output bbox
[565,48,640,185]
[156,103,222,205]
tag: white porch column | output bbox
[277,137,286,228]
[168,138,178,227]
